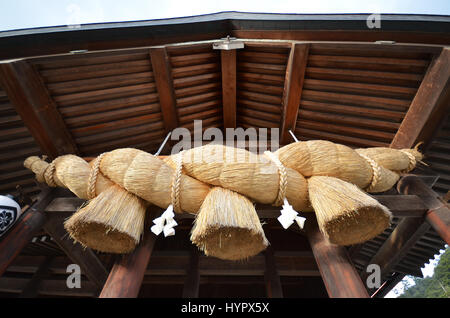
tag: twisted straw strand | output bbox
[264,151,287,206]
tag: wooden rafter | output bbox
[280,43,309,144]
[398,176,450,245]
[221,49,237,129]
[0,60,78,158]
[43,214,108,289]
[0,188,54,276]
[391,48,450,149]
[362,216,430,284]
[150,47,179,133]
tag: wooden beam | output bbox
[0,188,54,277]
[0,60,78,158]
[0,276,97,297]
[150,47,179,133]
[182,246,200,298]
[362,216,430,284]
[43,214,108,289]
[390,48,450,149]
[264,246,283,298]
[45,194,429,219]
[397,176,450,245]
[305,216,369,298]
[280,43,309,144]
[371,272,405,298]
[221,49,237,129]
[99,209,159,298]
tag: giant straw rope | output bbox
[24,140,424,260]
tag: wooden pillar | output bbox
[182,246,200,298]
[398,176,450,245]
[99,209,159,298]
[264,246,283,298]
[221,50,237,129]
[150,47,179,133]
[305,216,369,298]
[0,60,78,158]
[390,48,450,149]
[280,43,309,144]
[0,188,54,276]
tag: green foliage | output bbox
[399,247,449,298]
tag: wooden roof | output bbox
[0,13,449,298]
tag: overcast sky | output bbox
[0,0,449,32]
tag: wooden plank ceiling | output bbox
[1,39,449,199]
[0,85,41,197]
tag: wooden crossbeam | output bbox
[43,214,108,289]
[391,48,450,149]
[0,188,54,277]
[280,43,309,144]
[221,50,237,129]
[264,246,283,298]
[150,47,179,133]
[0,60,78,158]
[362,216,430,284]
[99,209,159,298]
[398,176,450,245]
[45,194,429,219]
[362,176,450,285]
[305,216,369,298]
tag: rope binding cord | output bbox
[151,150,184,237]
[358,153,382,193]
[87,153,107,200]
[264,151,306,230]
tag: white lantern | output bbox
[0,195,22,237]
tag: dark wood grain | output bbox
[391,48,450,149]
[280,43,309,144]
[99,209,159,298]
[305,216,369,298]
[0,60,78,158]
[150,47,179,133]
[221,49,237,129]
[0,188,54,276]
[43,214,108,289]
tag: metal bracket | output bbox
[213,35,244,50]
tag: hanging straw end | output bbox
[295,216,306,230]
[151,224,164,236]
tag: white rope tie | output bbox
[264,151,306,230]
